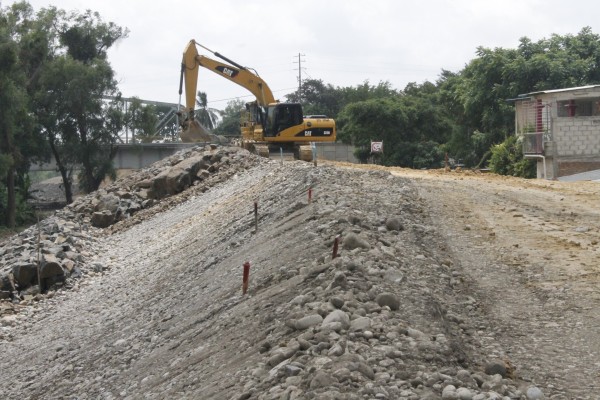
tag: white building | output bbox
[514,85,600,179]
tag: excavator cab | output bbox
[264,103,304,137]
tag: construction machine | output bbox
[178,40,336,160]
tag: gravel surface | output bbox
[1,149,599,399]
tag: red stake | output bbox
[242,261,251,295]
[332,235,340,259]
[308,187,312,203]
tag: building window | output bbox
[557,98,600,117]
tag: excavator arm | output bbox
[179,40,278,142]
[180,40,275,119]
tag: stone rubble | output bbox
[0,145,263,306]
[0,145,551,399]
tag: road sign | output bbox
[371,141,383,153]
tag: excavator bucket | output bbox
[180,119,214,143]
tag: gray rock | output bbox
[344,259,361,272]
[330,271,347,289]
[267,346,296,367]
[383,269,404,284]
[484,360,507,378]
[356,362,375,380]
[526,386,544,399]
[12,263,37,288]
[294,314,323,330]
[456,387,473,400]
[309,371,337,389]
[442,385,458,400]
[350,316,371,332]
[385,217,404,231]
[321,321,343,333]
[375,292,400,310]
[342,233,371,250]
[297,338,311,351]
[95,194,120,213]
[290,295,307,305]
[328,342,345,357]
[322,310,350,330]
[284,365,302,376]
[91,210,115,228]
[330,297,345,309]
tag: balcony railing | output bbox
[522,132,545,155]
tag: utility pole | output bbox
[293,53,306,100]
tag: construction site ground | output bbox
[1,154,600,399]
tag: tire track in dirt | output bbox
[410,172,600,399]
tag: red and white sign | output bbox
[371,141,383,153]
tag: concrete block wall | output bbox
[553,118,600,157]
[316,143,358,163]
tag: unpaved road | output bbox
[344,163,600,397]
[2,157,600,399]
[416,169,600,397]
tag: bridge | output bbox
[31,142,358,172]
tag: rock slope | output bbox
[0,146,548,399]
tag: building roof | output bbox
[520,85,600,98]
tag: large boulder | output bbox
[91,210,115,228]
[150,155,207,199]
[95,193,120,213]
[342,233,371,250]
[12,263,38,288]
[39,261,65,290]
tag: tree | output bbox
[337,97,409,163]
[0,1,45,228]
[447,27,600,167]
[286,79,399,120]
[337,81,450,168]
[214,99,245,136]
[195,91,220,130]
[0,34,27,228]
[286,79,341,118]
[125,98,159,143]
[30,7,128,199]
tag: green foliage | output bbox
[448,27,600,165]
[286,79,399,120]
[0,174,35,226]
[0,4,43,227]
[337,97,407,146]
[488,135,536,178]
[25,5,128,196]
[214,99,245,136]
[336,81,451,168]
[125,97,159,143]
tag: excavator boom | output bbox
[181,40,275,109]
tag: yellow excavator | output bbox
[178,40,336,160]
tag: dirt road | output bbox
[346,164,600,397]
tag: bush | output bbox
[488,136,536,178]
[384,141,444,169]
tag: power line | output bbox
[293,53,306,96]
[207,86,299,105]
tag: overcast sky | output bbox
[8,0,600,109]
